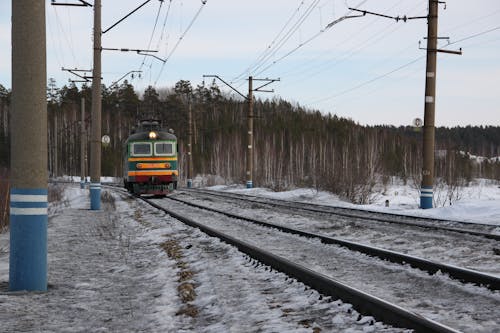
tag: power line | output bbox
[154,0,208,86]
[236,0,370,85]
[306,23,500,107]
[307,55,425,106]
[139,0,165,71]
[52,7,79,66]
[447,25,500,46]
[232,0,307,82]
[277,0,415,79]
[281,4,426,90]
[245,0,322,81]
[142,0,174,85]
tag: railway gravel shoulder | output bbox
[174,190,500,276]
[146,196,500,333]
[182,188,500,239]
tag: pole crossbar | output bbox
[51,0,92,7]
[348,7,427,22]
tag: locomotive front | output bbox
[123,121,178,195]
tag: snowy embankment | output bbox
[205,178,500,227]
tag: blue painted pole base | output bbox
[90,183,101,210]
[246,180,253,189]
[187,179,192,188]
[420,186,433,209]
[9,188,48,291]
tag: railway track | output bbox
[181,188,500,241]
[174,189,500,277]
[120,189,500,333]
[166,194,500,290]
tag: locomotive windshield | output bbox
[131,142,152,156]
[155,142,175,156]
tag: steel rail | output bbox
[166,195,500,291]
[135,194,460,333]
[183,188,500,241]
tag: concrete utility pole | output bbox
[10,1,48,291]
[420,0,439,209]
[247,77,254,188]
[90,0,102,210]
[80,97,86,189]
[350,2,461,209]
[54,113,58,177]
[202,75,278,189]
[187,101,193,188]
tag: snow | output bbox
[0,185,404,332]
[207,178,500,226]
[1,178,498,332]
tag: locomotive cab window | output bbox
[154,142,175,156]
[131,142,152,156]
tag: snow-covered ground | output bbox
[205,178,500,226]
[0,185,406,332]
[1,178,498,332]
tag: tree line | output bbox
[0,80,499,205]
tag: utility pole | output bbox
[10,0,47,291]
[90,0,102,210]
[350,2,461,209]
[203,75,279,188]
[80,97,86,189]
[54,113,58,177]
[247,77,254,188]
[187,101,193,188]
[420,0,439,209]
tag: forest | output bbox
[0,80,499,206]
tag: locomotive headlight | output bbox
[137,163,144,169]
[149,131,157,139]
[164,163,171,168]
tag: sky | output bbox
[0,0,499,127]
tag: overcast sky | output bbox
[1,1,499,127]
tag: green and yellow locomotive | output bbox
[123,120,178,195]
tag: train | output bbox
[123,120,178,195]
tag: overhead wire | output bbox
[53,7,78,67]
[231,0,307,82]
[247,0,322,80]
[143,0,174,86]
[244,0,374,80]
[139,0,165,72]
[153,0,207,86]
[307,24,500,107]
[280,1,425,88]
[47,9,64,72]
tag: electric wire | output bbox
[47,9,64,72]
[247,0,322,80]
[280,0,417,76]
[142,0,174,85]
[156,0,174,51]
[241,0,370,83]
[139,0,164,71]
[53,7,78,67]
[233,0,323,87]
[231,0,307,82]
[446,25,500,46]
[153,1,207,86]
[307,24,500,107]
[280,2,425,89]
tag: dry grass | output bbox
[160,238,199,318]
